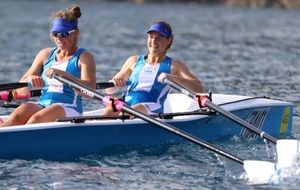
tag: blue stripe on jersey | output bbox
[125,55,171,111]
[37,47,85,113]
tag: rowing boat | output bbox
[0,90,293,160]
[0,75,295,184]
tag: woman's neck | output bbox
[145,54,166,64]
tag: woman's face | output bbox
[147,31,172,55]
[51,29,77,50]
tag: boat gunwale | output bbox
[0,93,293,133]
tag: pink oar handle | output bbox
[0,90,31,101]
[194,95,211,107]
[102,95,126,112]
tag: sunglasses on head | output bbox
[52,30,75,38]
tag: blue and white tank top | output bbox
[125,55,171,110]
[37,47,85,113]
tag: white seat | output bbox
[83,93,199,116]
[164,93,199,113]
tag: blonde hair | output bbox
[49,5,81,45]
[51,5,81,21]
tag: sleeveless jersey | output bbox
[125,55,171,113]
[37,47,85,113]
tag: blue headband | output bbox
[49,18,78,33]
[147,23,172,38]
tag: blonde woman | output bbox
[0,5,96,127]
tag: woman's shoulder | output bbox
[79,49,94,57]
[123,55,140,65]
[38,47,53,54]
[122,55,141,70]
[127,55,140,61]
[170,58,185,66]
[35,47,54,60]
[77,48,95,62]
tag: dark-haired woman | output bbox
[102,21,202,118]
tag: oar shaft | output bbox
[0,80,129,95]
[205,101,277,144]
[1,81,130,101]
[30,82,117,97]
[121,104,244,165]
[164,78,278,144]
[53,74,245,165]
[165,79,196,97]
[53,74,101,99]
[0,82,30,91]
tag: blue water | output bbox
[1,0,300,189]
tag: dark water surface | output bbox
[0,0,300,189]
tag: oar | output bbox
[0,81,131,101]
[0,82,31,91]
[164,78,278,144]
[164,78,300,168]
[28,81,129,98]
[52,74,277,184]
